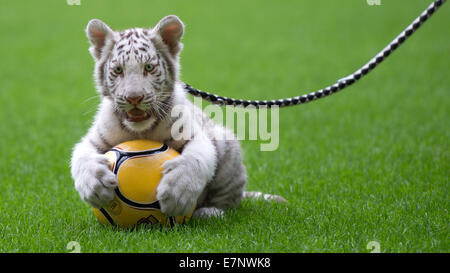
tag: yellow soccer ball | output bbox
[92,140,195,228]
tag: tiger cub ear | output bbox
[86,19,115,60]
[153,15,184,57]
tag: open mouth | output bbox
[125,108,151,122]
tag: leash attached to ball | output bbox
[184,0,446,108]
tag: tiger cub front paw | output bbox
[156,156,203,216]
[73,154,118,208]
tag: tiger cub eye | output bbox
[113,66,123,74]
[144,64,154,72]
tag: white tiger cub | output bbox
[71,15,284,218]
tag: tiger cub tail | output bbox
[243,191,287,203]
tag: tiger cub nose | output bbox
[125,95,144,105]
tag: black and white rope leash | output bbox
[184,0,446,108]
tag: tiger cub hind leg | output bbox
[192,207,225,218]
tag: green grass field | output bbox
[0,0,448,253]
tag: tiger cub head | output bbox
[86,15,184,131]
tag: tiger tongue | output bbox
[126,109,150,122]
[127,108,146,117]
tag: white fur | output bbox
[71,83,225,215]
[72,16,282,220]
